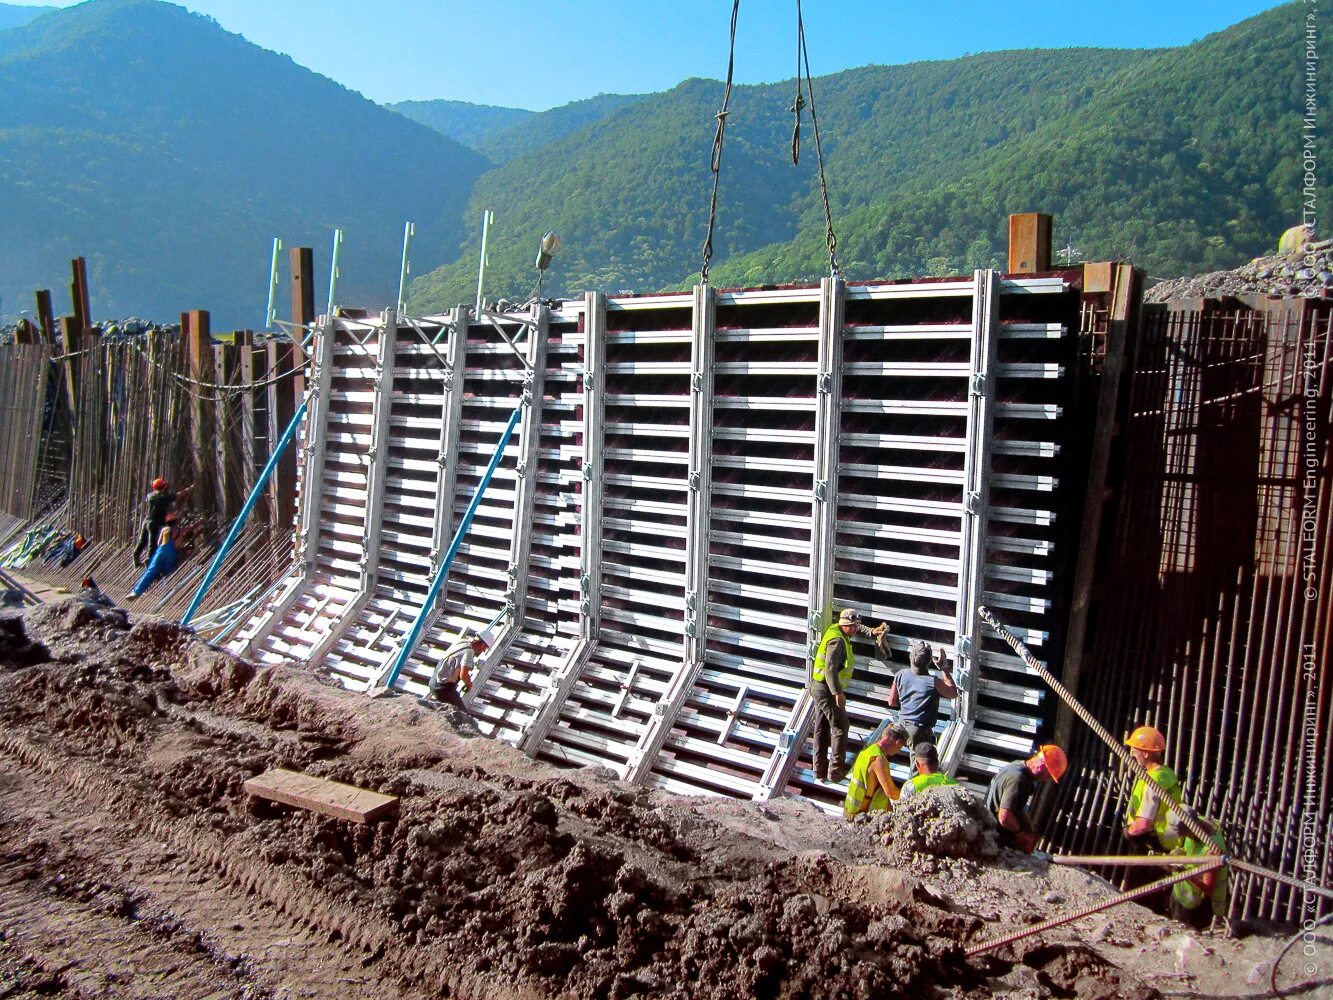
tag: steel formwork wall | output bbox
[235,273,1100,808]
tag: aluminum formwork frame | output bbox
[755,276,845,799]
[237,313,338,657]
[623,284,716,783]
[519,292,606,755]
[939,270,1000,774]
[464,303,550,704]
[305,308,399,667]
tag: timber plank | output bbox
[243,767,397,823]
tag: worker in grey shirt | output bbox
[810,608,888,782]
[887,639,958,764]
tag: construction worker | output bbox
[809,608,889,783]
[985,744,1068,853]
[133,478,191,569]
[128,513,180,598]
[843,722,909,820]
[78,576,114,608]
[1123,725,1184,850]
[887,639,958,763]
[898,742,958,800]
[428,627,493,712]
[1164,810,1229,931]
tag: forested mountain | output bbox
[408,2,1325,311]
[389,98,533,152]
[0,3,53,31]
[0,0,1319,326]
[0,0,488,327]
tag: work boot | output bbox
[813,761,828,782]
[829,766,848,784]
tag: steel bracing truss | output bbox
[235,273,1079,809]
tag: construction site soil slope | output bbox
[0,600,1327,999]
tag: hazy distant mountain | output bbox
[0,0,489,328]
[389,98,532,153]
[409,2,1326,311]
[0,3,54,31]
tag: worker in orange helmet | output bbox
[1120,724,1185,911]
[985,743,1067,853]
[132,477,192,569]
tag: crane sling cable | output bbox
[179,389,311,627]
[380,404,523,690]
[978,606,1333,903]
[699,0,740,286]
[965,860,1224,956]
[789,0,839,275]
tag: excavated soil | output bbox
[0,599,1328,999]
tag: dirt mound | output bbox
[872,784,1000,867]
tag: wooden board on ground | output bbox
[243,767,397,823]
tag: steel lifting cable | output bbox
[965,861,1224,956]
[978,606,1333,903]
[700,0,741,286]
[794,0,839,276]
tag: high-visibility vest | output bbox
[1125,764,1183,848]
[812,624,854,688]
[904,771,957,796]
[1172,828,1229,917]
[844,743,899,819]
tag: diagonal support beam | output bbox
[757,275,845,799]
[939,268,1000,774]
[624,283,716,783]
[307,307,399,670]
[519,291,606,755]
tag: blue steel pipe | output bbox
[180,396,310,627]
[382,404,522,690]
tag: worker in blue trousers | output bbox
[128,514,181,598]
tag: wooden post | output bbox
[70,257,91,332]
[289,246,314,400]
[13,318,35,345]
[213,338,241,524]
[35,290,55,345]
[58,317,83,426]
[186,310,214,516]
[237,331,256,485]
[267,340,297,538]
[1008,213,1052,274]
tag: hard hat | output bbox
[1125,725,1166,753]
[1034,744,1068,782]
[837,608,861,626]
[473,625,497,649]
[151,477,168,491]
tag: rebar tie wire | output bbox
[978,606,1333,904]
[699,0,741,287]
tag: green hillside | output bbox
[0,0,489,328]
[409,3,1320,311]
[477,93,647,164]
[389,98,533,153]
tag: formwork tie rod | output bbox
[978,606,1333,903]
[1049,854,1225,868]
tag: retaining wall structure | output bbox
[236,271,1107,811]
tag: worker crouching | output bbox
[1120,724,1184,912]
[985,743,1067,853]
[843,723,909,820]
[898,742,958,800]
[1164,810,1230,932]
[428,628,493,712]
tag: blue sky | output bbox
[10,0,1285,109]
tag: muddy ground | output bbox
[0,600,1328,999]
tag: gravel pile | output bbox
[1146,238,1333,302]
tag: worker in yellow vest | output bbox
[809,608,887,782]
[898,742,958,800]
[1121,724,1184,911]
[1164,810,1229,931]
[843,723,909,820]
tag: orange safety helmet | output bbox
[1125,725,1166,753]
[1032,744,1068,782]
[151,477,168,491]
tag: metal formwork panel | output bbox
[319,314,459,688]
[536,296,696,774]
[235,316,385,664]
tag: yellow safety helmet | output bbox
[1125,725,1166,753]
